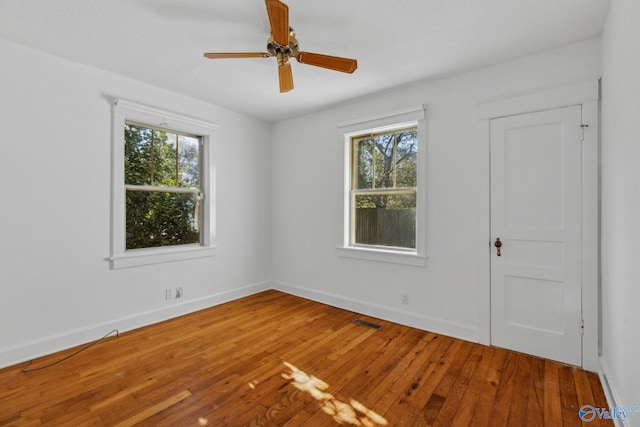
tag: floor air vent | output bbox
[352,319,383,330]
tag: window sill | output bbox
[110,245,217,269]
[337,246,427,267]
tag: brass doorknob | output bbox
[494,238,502,256]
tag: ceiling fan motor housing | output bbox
[266,28,299,58]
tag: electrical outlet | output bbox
[165,288,173,300]
[175,287,183,299]
[401,293,409,305]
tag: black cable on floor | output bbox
[21,329,119,373]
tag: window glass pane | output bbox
[178,135,200,187]
[395,130,418,188]
[354,137,373,189]
[373,133,396,189]
[124,123,201,189]
[353,127,417,191]
[126,191,201,250]
[124,124,152,185]
[354,193,416,249]
[152,132,178,187]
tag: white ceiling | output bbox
[0,0,611,123]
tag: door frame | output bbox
[477,79,600,370]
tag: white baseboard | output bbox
[272,280,478,343]
[599,356,627,427]
[2,280,480,370]
[0,281,271,369]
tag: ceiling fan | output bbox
[203,0,358,93]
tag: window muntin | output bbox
[350,127,418,250]
[124,122,203,250]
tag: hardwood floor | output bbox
[0,290,612,426]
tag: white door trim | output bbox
[476,79,600,371]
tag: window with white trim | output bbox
[110,99,217,269]
[337,106,427,266]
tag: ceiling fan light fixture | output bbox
[203,0,358,93]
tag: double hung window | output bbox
[110,99,217,269]
[337,106,427,266]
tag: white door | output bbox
[490,105,583,366]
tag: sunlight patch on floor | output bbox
[281,361,388,426]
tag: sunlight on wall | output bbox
[281,361,388,426]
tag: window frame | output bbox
[337,105,427,266]
[110,98,218,269]
[350,127,418,251]
[124,121,204,250]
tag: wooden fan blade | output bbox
[296,52,358,74]
[265,0,289,46]
[278,62,294,93]
[204,52,270,59]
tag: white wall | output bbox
[600,0,640,421]
[0,31,620,386]
[0,39,272,367]
[271,38,602,342]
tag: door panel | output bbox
[490,105,582,366]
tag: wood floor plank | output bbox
[558,365,582,427]
[386,332,440,397]
[543,359,563,427]
[467,346,507,427]
[574,369,614,427]
[342,326,427,399]
[0,290,612,426]
[410,338,468,420]
[112,389,192,427]
[504,354,532,427]
[588,371,613,411]
[448,345,495,426]
[487,350,518,426]
[524,356,546,427]
[431,342,484,427]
